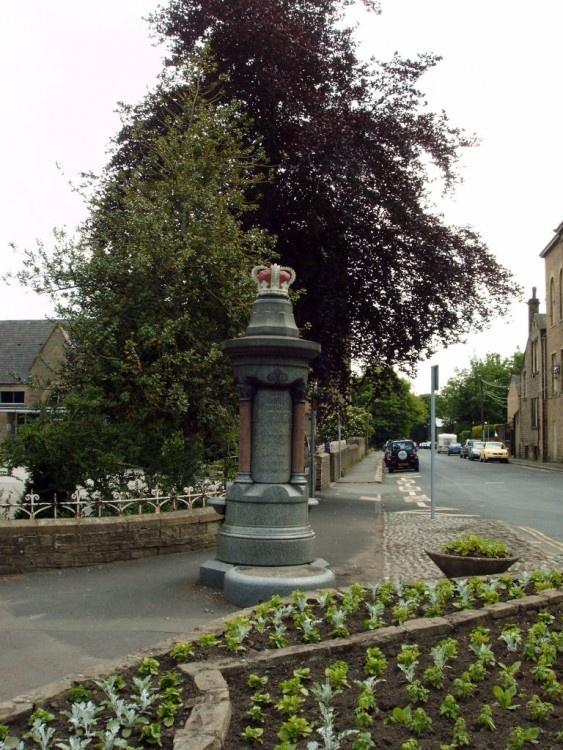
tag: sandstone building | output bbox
[509,221,563,463]
[0,320,67,441]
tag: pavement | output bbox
[1,451,563,704]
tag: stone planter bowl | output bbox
[425,549,519,579]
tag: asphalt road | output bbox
[380,450,563,552]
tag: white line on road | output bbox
[394,510,480,517]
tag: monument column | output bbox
[201,263,335,605]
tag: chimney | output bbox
[528,286,539,335]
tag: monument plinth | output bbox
[200,264,335,605]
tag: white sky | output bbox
[2,0,562,394]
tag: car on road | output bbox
[447,442,462,455]
[386,439,419,473]
[480,441,510,463]
[419,441,431,449]
[467,440,483,461]
[460,439,478,459]
[383,439,395,466]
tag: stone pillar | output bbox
[236,384,254,482]
[201,263,335,603]
[290,383,307,484]
[215,265,320,566]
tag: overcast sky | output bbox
[2,0,562,394]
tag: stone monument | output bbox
[200,264,335,605]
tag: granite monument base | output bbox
[199,557,335,607]
[216,481,315,566]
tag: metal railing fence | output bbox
[0,479,226,520]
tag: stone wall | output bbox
[329,442,360,481]
[0,507,223,574]
[315,452,330,491]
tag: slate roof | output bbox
[0,320,61,384]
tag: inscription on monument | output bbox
[251,389,292,483]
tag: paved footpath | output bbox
[1,452,562,702]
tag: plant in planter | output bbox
[425,534,519,578]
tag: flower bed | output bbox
[1,570,561,750]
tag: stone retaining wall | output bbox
[0,507,223,574]
[314,452,330,491]
[314,439,366,490]
[329,439,365,481]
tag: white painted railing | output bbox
[0,479,226,520]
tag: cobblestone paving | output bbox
[383,512,563,581]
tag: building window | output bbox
[531,397,539,428]
[560,269,563,321]
[549,278,555,325]
[522,370,527,398]
[0,391,25,404]
[531,339,539,374]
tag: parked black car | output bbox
[383,439,396,466]
[385,439,419,473]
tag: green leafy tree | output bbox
[144,0,520,401]
[437,351,523,436]
[351,371,428,446]
[0,389,135,502]
[317,404,373,443]
[9,54,273,493]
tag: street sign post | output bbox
[430,365,438,520]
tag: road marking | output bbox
[518,526,563,553]
[392,476,478,519]
[359,495,381,501]
[394,510,479,517]
[439,505,468,515]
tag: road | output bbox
[380,450,563,555]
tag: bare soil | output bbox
[222,605,562,749]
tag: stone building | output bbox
[0,320,67,441]
[509,221,563,463]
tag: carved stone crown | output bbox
[251,264,295,296]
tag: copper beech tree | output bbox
[7,1,522,492]
[143,0,520,401]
